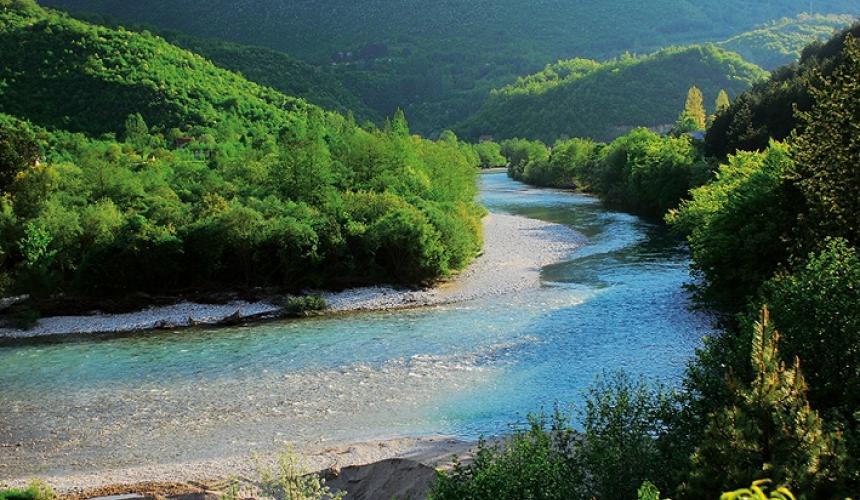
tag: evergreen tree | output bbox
[684,308,842,497]
[715,89,731,113]
[676,86,707,132]
[790,35,860,247]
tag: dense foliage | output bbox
[40,0,858,135]
[666,30,860,498]
[506,128,709,220]
[706,20,860,157]
[717,14,854,69]
[666,143,797,309]
[62,12,379,123]
[457,45,766,143]
[0,4,483,303]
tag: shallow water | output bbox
[0,173,714,477]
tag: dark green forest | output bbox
[40,0,859,135]
[0,1,483,302]
[457,45,766,143]
[63,12,380,122]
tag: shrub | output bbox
[224,448,345,500]
[430,412,581,500]
[0,481,54,500]
[279,295,327,317]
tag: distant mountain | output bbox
[717,13,855,69]
[456,45,767,143]
[39,0,860,135]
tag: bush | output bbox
[0,481,54,500]
[279,295,327,317]
[227,448,345,500]
[430,412,581,500]
[431,373,673,500]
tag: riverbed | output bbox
[0,173,714,488]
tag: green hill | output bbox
[0,1,482,303]
[707,19,860,157]
[39,0,860,135]
[0,0,307,136]
[456,45,767,143]
[717,13,854,69]
[68,12,379,122]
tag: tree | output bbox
[0,124,39,193]
[790,35,860,248]
[757,238,860,416]
[677,85,707,132]
[715,89,731,113]
[666,143,798,310]
[684,308,842,498]
[122,113,149,146]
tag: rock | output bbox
[323,458,437,500]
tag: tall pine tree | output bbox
[684,308,842,498]
[676,86,707,132]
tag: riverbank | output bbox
[0,213,583,339]
[1,436,475,495]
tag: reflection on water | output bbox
[0,173,714,477]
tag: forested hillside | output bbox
[68,12,379,122]
[717,13,854,68]
[40,0,860,135]
[707,19,860,157]
[457,45,766,143]
[0,1,483,304]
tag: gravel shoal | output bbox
[323,213,584,311]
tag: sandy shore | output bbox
[0,213,583,339]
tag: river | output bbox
[0,172,713,479]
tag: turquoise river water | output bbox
[0,173,714,478]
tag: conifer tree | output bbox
[676,86,707,132]
[684,308,841,497]
[790,35,860,247]
[715,89,731,113]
